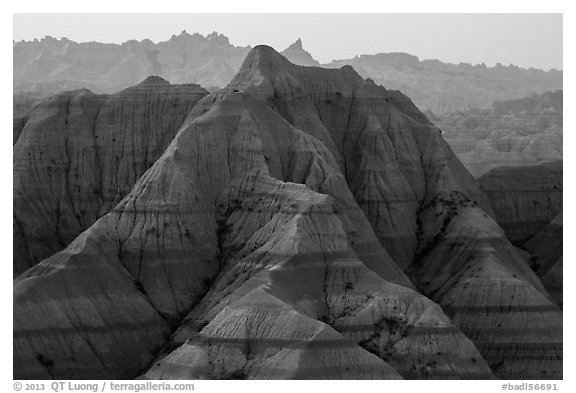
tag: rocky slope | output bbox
[13,77,209,276]
[407,191,561,379]
[478,161,562,243]
[525,213,563,308]
[14,47,561,380]
[326,54,562,114]
[434,91,562,177]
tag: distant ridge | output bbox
[14,32,562,113]
[436,90,563,177]
[326,53,562,113]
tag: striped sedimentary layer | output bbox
[525,213,563,308]
[407,191,562,379]
[143,171,493,379]
[13,77,208,275]
[478,161,562,243]
[13,219,170,379]
[14,46,561,380]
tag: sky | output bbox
[13,13,563,70]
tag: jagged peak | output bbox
[281,39,321,67]
[286,38,303,50]
[137,76,170,87]
[207,31,230,45]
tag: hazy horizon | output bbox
[13,13,563,71]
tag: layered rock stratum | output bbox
[478,161,562,243]
[525,213,563,308]
[434,91,562,177]
[14,46,562,380]
[13,77,209,275]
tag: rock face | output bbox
[525,213,563,308]
[407,191,561,379]
[14,46,561,380]
[478,161,562,243]
[13,77,208,276]
[144,173,491,380]
[435,91,563,177]
[326,54,562,114]
[13,220,171,379]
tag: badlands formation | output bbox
[434,91,563,177]
[478,161,562,243]
[13,33,315,96]
[525,213,563,308]
[14,77,209,275]
[476,161,562,310]
[14,34,561,114]
[324,56,561,114]
[13,32,249,94]
[14,46,562,380]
